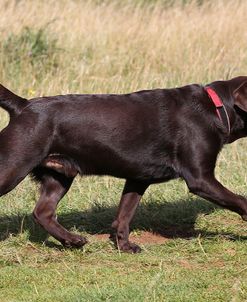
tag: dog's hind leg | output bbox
[111,179,149,253]
[0,118,52,197]
[0,149,46,197]
[0,168,30,197]
[32,169,87,248]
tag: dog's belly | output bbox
[78,154,178,181]
[44,152,178,182]
[49,137,178,182]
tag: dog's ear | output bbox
[233,81,247,112]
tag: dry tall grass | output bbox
[0,0,246,99]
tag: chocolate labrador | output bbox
[0,76,247,253]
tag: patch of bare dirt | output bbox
[178,259,193,269]
[93,231,168,245]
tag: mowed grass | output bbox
[0,0,247,301]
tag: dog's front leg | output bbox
[33,171,87,248]
[111,179,149,253]
[185,174,247,220]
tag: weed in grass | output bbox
[1,25,60,86]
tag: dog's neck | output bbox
[208,78,247,143]
[205,86,231,135]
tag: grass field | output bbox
[1,0,247,301]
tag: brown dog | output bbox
[0,76,247,253]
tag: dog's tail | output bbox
[0,84,28,118]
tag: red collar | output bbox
[205,87,231,135]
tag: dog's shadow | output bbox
[0,198,246,245]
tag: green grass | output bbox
[1,0,247,301]
[0,157,247,301]
[0,238,246,302]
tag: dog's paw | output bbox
[119,241,142,254]
[62,235,88,248]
